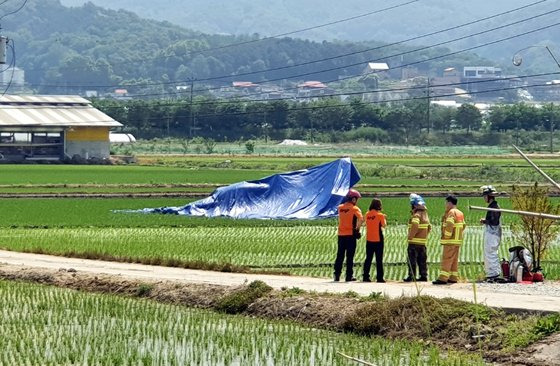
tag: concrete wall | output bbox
[65,127,111,159]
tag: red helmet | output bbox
[347,189,362,199]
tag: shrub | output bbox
[534,313,560,336]
[136,283,153,297]
[245,140,255,154]
[341,127,389,143]
[214,281,272,314]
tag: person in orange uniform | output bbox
[433,195,466,285]
[363,198,387,283]
[404,194,431,282]
[334,189,363,282]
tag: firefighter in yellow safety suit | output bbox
[433,195,466,285]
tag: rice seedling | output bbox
[0,280,484,365]
[2,225,557,280]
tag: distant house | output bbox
[363,62,389,74]
[232,81,258,88]
[0,95,122,162]
[431,67,464,97]
[297,81,331,97]
[461,67,513,100]
[112,89,131,100]
[361,63,390,89]
[463,67,502,79]
[232,81,260,94]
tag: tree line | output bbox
[94,98,560,145]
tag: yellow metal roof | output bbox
[0,95,122,127]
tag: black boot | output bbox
[403,277,414,282]
[432,279,448,285]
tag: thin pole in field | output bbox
[512,144,560,191]
[469,205,560,220]
[336,352,377,366]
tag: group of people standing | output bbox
[333,186,501,284]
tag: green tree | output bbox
[511,183,560,271]
[455,104,482,133]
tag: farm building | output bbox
[0,95,122,162]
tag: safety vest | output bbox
[366,209,386,242]
[407,212,431,245]
[338,202,363,236]
[441,208,466,245]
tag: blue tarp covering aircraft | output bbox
[142,158,361,219]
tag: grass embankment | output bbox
[1,266,558,364]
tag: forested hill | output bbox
[58,0,531,43]
[5,0,490,93]
[59,0,560,66]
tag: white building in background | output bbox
[110,133,136,144]
[463,66,502,79]
[0,67,24,87]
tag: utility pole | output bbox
[189,77,195,138]
[263,109,268,143]
[550,107,554,154]
[426,77,430,134]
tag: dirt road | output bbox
[0,249,558,313]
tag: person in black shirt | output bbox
[479,185,502,281]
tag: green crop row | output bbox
[0,280,484,365]
[2,226,558,280]
[0,197,525,228]
[123,139,509,157]
[1,160,557,186]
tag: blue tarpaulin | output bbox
[143,158,361,219]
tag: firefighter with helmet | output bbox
[404,194,431,282]
[433,195,466,285]
[333,188,363,282]
[480,185,502,282]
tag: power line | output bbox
[72,71,559,111]
[179,81,560,120]
[187,0,420,54]
[190,8,560,92]
[92,81,560,125]
[8,82,555,127]
[9,71,559,111]
[0,0,28,21]
[26,0,420,76]
[30,0,548,89]
[97,14,560,100]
